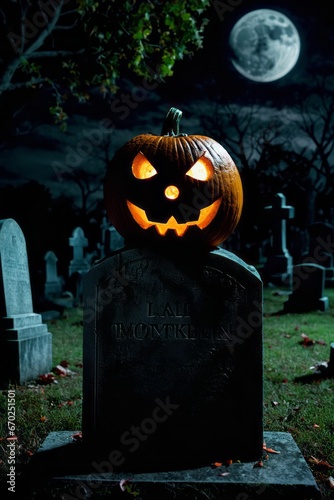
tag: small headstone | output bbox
[104,226,125,255]
[263,193,294,286]
[69,227,90,276]
[0,219,52,386]
[284,263,329,313]
[83,246,263,471]
[44,251,62,298]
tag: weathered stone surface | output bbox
[69,227,90,276]
[0,219,52,386]
[23,431,321,500]
[83,246,263,471]
[44,251,62,298]
[0,218,33,317]
[263,193,294,287]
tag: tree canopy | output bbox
[0,0,211,127]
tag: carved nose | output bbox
[164,185,179,200]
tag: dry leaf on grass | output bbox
[309,456,334,468]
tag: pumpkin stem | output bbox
[161,107,183,136]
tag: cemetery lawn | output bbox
[0,289,334,498]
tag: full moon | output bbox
[229,9,301,82]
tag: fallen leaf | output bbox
[253,460,264,468]
[313,424,320,428]
[67,400,74,406]
[40,416,47,422]
[283,334,291,338]
[55,365,67,377]
[218,472,230,476]
[54,365,78,377]
[120,478,132,491]
[264,446,280,454]
[309,456,334,468]
[38,373,56,385]
[282,378,288,383]
[60,360,70,368]
[212,462,223,467]
[272,401,279,406]
[300,333,315,347]
[71,432,82,441]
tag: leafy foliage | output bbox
[0,0,210,126]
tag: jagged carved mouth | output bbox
[126,198,222,237]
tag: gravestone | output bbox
[69,227,90,276]
[69,227,90,303]
[263,193,294,287]
[104,226,125,256]
[284,263,329,313]
[307,222,334,286]
[83,246,263,470]
[0,219,52,386]
[44,250,62,298]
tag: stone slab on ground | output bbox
[23,431,321,500]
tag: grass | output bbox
[1,288,334,499]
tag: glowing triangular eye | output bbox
[132,152,157,179]
[186,156,213,181]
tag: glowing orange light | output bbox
[132,152,157,179]
[126,198,222,237]
[186,156,213,181]
[165,185,179,200]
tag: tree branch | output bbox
[28,49,85,59]
[0,77,46,92]
[24,0,64,57]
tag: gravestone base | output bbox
[0,313,52,385]
[23,431,321,500]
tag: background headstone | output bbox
[284,263,329,313]
[263,193,294,287]
[0,219,52,386]
[104,226,125,256]
[83,246,263,471]
[68,227,90,276]
[68,227,90,304]
[44,250,63,299]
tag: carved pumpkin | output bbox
[104,108,243,248]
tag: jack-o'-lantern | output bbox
[104,108,243,248]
